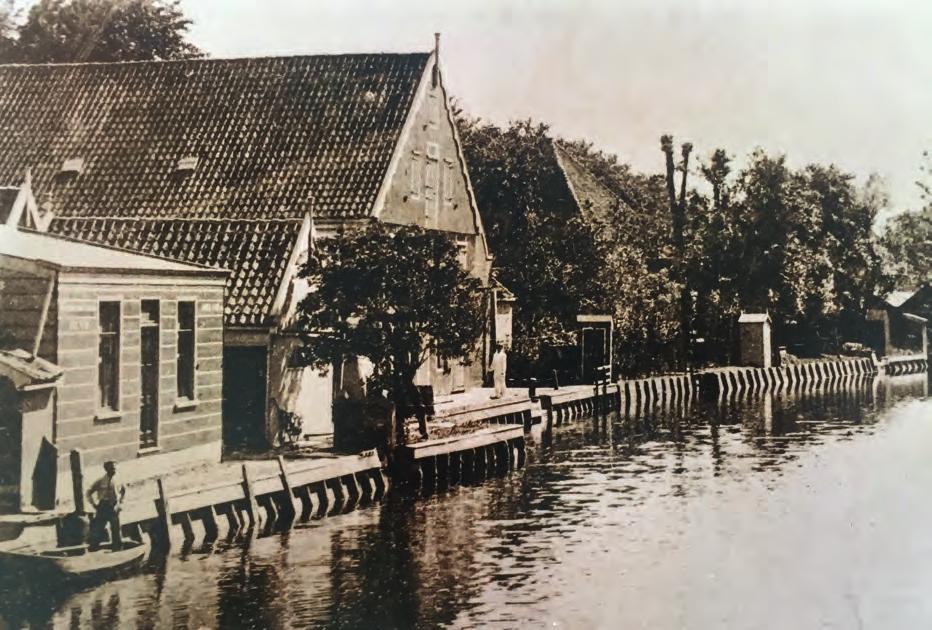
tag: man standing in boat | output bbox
[86,461,125,551]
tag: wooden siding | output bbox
[54,276,225,474]
[0,264,58,361]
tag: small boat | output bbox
[0,540,149,582]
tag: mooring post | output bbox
[277,456,299,526]
[68,449,85,514]
[155,477,173,549]
[241,464,259,529]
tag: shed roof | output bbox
[738,313,771,324]
[0,225,227,276]
[52,218,293,325]
[886,290,917,308]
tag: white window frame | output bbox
[96,299,122,419]
[175,299,198,407]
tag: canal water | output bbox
[2,374,930,629]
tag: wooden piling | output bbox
[241,464,259,529]
[277,456,299,526]
[155,477,173,549]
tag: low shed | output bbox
[0,224,228,512]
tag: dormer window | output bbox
[175,156,199,174]
[61,158,84,175]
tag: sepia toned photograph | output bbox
[0,0,929,628]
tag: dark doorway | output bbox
[580,327,607,384]
[139,300,160,449]
[31,437,57,510]
[0,377,21,513]
[222,347,268,451]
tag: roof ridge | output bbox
[0,51,432,69]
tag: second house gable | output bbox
[375,61,490,281]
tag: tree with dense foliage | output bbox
[291,221,484,443]
[458,116,681,377]
[456,118,609,375]
[879,151,932,289]
[1,0,200,63]
[0,1,18,60]
[688,150,891,355]
[559,139,681,374]
[460,109,891,371]
[880,206,932,289]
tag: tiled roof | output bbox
[52,217,302,326]
[0,54,430,221]
[0,53,431,327]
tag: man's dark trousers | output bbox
[89,501,123,550]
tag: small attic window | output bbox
[61,158,84,175]
[176,156,199,173]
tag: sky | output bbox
[179,0,932,220]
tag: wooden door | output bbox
[139,301,160,449]
[222,347,268,451]
[452,361,466,393]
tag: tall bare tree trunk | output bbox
[661,135,692,371]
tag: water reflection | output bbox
[1,374,929,629]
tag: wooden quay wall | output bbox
[535,358,888,426]
[538,384,621,425]
[698,357,877,399]
[433,394,538,431]
[882,355,928,376]
[111,450,386,552]
[392,425,526,493]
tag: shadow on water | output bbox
[0,373,928,628]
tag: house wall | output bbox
[18,386,56,511]
[378,71,491,396]
[267,335,334,440]
[52,273,225,508]
[379,75,478,238]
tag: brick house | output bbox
[0,208,227,513]
[0,40,497,450]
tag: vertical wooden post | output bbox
[155,477,172,548]
[277,455,298,526]
[241,464,258,528]
[70,450,85,514]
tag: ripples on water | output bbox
[1,374,930,629]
